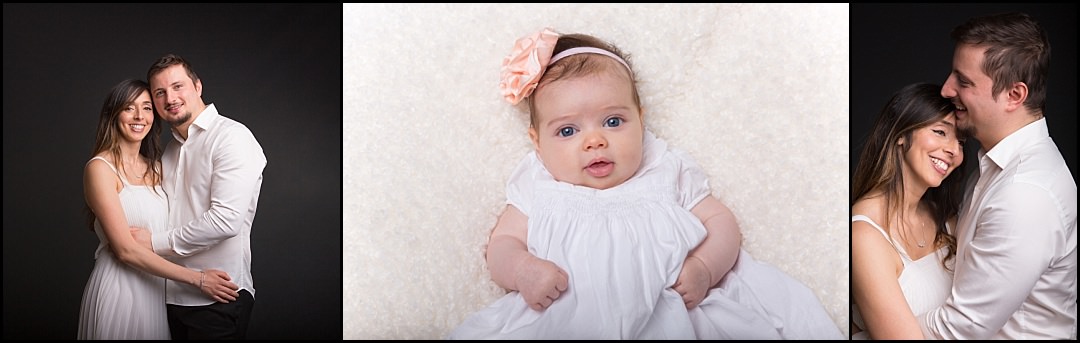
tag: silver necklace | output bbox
[913,218,927,248]
[898,216,928,249]
[124,158,146,179]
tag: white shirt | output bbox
[918,118,1077,339]
[154,103,267,306]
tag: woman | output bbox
[77,79,239,339]
[850,82,969,339]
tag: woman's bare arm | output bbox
[851,217,924,339]
[84,159,238,303]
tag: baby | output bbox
[450,28,842,339]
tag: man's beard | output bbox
[957,119,977,143]
[167,112,191,127]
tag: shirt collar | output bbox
[171,103,219,143]
[981,117,1049,171]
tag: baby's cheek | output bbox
[538,153,575,181]
[625,145,645,170]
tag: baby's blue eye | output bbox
[605,117,622,127]
[558,127,576,137]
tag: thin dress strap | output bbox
[87,156,128,186]
[852,214,911,263]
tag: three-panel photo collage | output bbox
[3,3,1075,340]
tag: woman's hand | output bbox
[673,255,712,309]
[198,269,240,303]
[514,256,569,311]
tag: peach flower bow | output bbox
[499,28,559,105]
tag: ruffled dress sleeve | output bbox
[670,147,711,211]
[504,151,547,217]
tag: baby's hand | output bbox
[673,256,711,309]
[514,256,569,311]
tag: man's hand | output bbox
[674,255,712,309]
[514,256,569,311]
[130,227,152,250]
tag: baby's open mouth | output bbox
[585,160,613,177]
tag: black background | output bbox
[850,4,1077,186]
[3,4,342,340]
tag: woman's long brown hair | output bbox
[851,82,967,268]
[84,79,164,231]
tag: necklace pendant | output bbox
[917,241,926,248]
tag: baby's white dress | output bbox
[450,130,843,339]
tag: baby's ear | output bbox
[528,127,541,152]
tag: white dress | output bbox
[450,131,843,339]
[850,215,954,340]
[78,157,170,340]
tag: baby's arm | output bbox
[674,195,742,308]
[486,205,569,311]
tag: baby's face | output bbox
[529,71,643,190]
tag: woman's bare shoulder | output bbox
[851,195,890,243]
[851,194,885,223]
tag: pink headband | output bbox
[549,47,632,72]
[499,28,633,105]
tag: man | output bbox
[917,12,1077,339]
[138,54,267,339]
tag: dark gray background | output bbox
[3,4,341,340]
[851,4,1077,186]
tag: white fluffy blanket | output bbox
[343,3,849,339]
